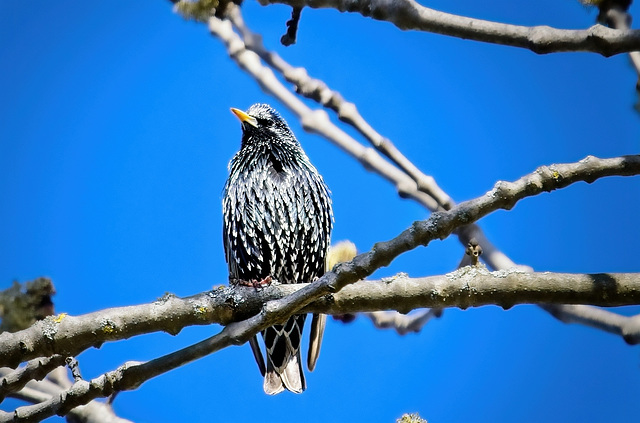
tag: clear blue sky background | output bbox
[1,1,639,422]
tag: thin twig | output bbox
[540,304,640,345]
[364,309,443,335]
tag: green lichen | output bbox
[174,0,235,21]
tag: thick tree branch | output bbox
[1,154,638,370]
[363,309,443,335]
[4,269,640,421]
[3,268,640,371]
[256,0,640,56]
[0,292,231,369]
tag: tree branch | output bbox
[4,268,640,421]
[1,154,638,369]
[255,0,640,56]
[3,377,131,423]
[541,304,640,345]
[602,6,640,71]
[3,268,640,371]
[0,355,66,402]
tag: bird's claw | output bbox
[234,275,273,289]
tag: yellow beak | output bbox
[230,108,258,128]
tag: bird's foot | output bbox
[234,276,273,289]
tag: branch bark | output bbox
[3,268,640,421]
[0,356,66,402]
[2,154,638,370]
[256,0,640,56]
[3,268,640,370]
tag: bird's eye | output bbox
[256,117,271,127]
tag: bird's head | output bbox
[230,103,300,152]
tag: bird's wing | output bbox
[307,313,326,371]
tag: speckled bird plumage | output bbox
[223,103,333,395]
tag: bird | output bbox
[222,103,333,394]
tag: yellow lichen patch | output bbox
[194,305,208,316]
[101,319,116,334]
[397,413,427,423]
[53,313,68,323]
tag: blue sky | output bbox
[1,1,639,422]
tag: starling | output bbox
[223,103,333,394]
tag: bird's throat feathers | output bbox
[232,133,307,176]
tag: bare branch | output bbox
[363,309,443,335]
[3,268,640,372]
[3,385,50,406]
[600,6,640,96]
[541,304,640,345]
[0,364,131,423]
[0,291,235,369]
[1,154,638,369]
[0,355,66,401]
[4,269,640,421]
[5,376,131,423]
[256,0,640,56]
[66,400,133,423]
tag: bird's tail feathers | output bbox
[264,351,306,395]
[262,315,307,395]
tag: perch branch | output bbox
[1,154,638,369]
[4,268,640,421]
